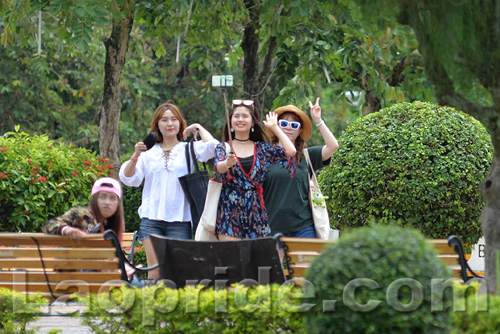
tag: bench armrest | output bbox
[448,235,483,282]
[104,230,158,282]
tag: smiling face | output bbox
[231,106,254,136]
[96,191,119,219]
[279,113,303,144]
[158,109,180,140]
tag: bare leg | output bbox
[142,238,159,279]
[217,234,241,241]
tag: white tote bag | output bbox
[194,179,222,241]
[303,149,330,240]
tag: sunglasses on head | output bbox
[279,120,301,130]
[232,100,254,108]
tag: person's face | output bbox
[231,107,254,135]
[97,191,119,219]
[279,114,302,144]
[158,109,180,139]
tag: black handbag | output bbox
[178,140,210,234]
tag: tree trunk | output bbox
[482,149,500,294]
[98,13,134,167]
[241,0,262,113]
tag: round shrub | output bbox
[0,127,115,232]
[305,224,453,334]
[319,101,492,247]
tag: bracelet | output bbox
[315,120,325,127]
[130,156,138,162]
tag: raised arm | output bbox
[309,98,339,161]
[183,123,215,142]
[264,112,297,157]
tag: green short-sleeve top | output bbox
[263,146,330,235]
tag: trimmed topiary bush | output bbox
[305,224,453,334]
[0,127,115,232]
[319,101,492,247]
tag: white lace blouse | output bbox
[119,139,219,222]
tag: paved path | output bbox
[27,305,92,334]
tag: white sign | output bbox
[467,237,485,272]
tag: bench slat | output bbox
[0,248,116,259]
[0,282,125,294]
[0,271,121,283]
[0,233,112,247]
[0,259,118,270]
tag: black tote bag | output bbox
[178,140,210,234]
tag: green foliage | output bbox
[132,244,147,268]
[122,183,143,233]
[319,101,492,247]
[305,224,453,334]
[80,284,306,334]
[0,128,114,232]
[0,287,47,334]
[450,283,500,334]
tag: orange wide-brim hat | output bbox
[266,105,312,141]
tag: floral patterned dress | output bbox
[213,141,296,239]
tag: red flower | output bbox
[0,197,2,201]
[107,164,115,169]
[27,160,33,164]
[25,211,30,215]
[35,165,41,170]
[30,170,38,175]
[1,173,6,179]
[83,160,91,165]
[38,176,47,182]
[2,147,7,152]
[30,178,38,183]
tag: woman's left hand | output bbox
[309,97,322,123]
[263,112,279,131]
[183,124,200,140]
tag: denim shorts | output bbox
[282,225,317,238]
[139,218,192,240]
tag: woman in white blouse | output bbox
[119,102,218,279]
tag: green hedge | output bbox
[0,127,115,232]
[305,224,453,333]
[319,101,492,247]
[0,288,47,334]
[80,284,306,334]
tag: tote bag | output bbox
[194,142,230,241]
[303,149,330,240]
[194,179,222,241]
[178,140,210,233]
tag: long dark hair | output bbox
[270,111,305,161]
[149,102,187,142]
[222,104,269,143]
[89,194,125,242]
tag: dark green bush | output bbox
[319,101,492,247]
[122,184,142,232]
[80,284,306,333]
[0,127,115,232]
[305,224,453,334]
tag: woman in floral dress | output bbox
[213,99,297,240]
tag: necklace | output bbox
[234,138,250,142]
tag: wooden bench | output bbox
[275,234,482,283]
[0,231,152,301]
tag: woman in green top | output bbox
[263,98,338,238]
